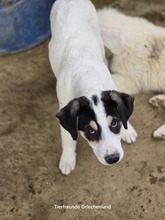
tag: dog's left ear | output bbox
[109,90,134,129]
[101,27,125,55]
[56,97,89,140]
[56,99,80,140]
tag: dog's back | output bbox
[49,0,117,100]
[49,0,105,78]
[98,7,165,93]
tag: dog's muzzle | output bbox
[104,153,120,164]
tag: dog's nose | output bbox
[104,153,120,164]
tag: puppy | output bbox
[49,0,136,175]
[98,7,165,138]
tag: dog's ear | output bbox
[109,91,134,129]
[102,90,134,129]
[101,27,125,55]
[56,99,80,140]
[56,97,89,140]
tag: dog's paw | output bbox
[153,124,165,139]
[121,122,138,144]
[59,152,76,175]
[149,94,165,108]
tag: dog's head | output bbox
[56,90,134,165]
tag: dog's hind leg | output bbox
[149,94,165,139]
[149,94,165,108]
[59,127,77,175]
[153,124,165,139]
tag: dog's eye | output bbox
[111,119,119,128]
[109,118,121,134]
[85,126,96,134]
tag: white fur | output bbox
[98,7,165,94]
[153,124,165,139]
[49,0,137,175]
[98,7,165,138]
[149,94,165,139]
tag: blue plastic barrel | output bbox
[0,0,55,55]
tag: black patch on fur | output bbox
[56,96,101,141]
[91,95,99,106]
[56,96,89,140]
[78,108,101,142]
[101,90,134,130]
[109,118,122,134]
[56,90,134,140]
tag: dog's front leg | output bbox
[59,126,77,175]
[121,121,137,144]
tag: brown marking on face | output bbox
[89,120,98,131]
[107,115,112,126]
[80,130,86,139]
[79,130,98,144]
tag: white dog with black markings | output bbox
[49,0,137,175]
[98,7,165,139]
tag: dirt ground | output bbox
[0,0,165,220]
